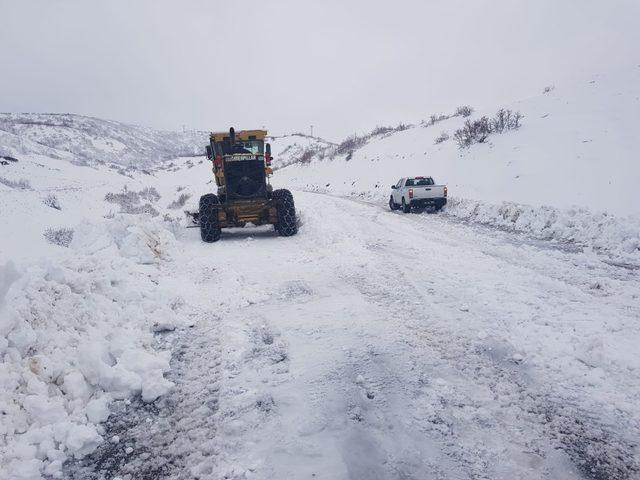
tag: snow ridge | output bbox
[0,113,205,168]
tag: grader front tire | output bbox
[199,194,221,243]
[272,189,298,237]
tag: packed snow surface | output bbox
[63,184,639,480]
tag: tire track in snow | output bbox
[336,206,640,480]
[64,319,224,480]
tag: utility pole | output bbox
[310,125,314,137]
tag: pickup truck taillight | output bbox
[408,188,414,199]
[444,185,448,197]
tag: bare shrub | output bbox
[491,109,523,133]
[105,186,159,216]
[335,135,368,157]
[434,131,450,144]
[105,187,140,208]
[455,105,474,117]
[168,193,191,209]
[370,123,412,138]
[44,227,74,247]
[422,113,450,127]
[299,149,315,164]
[0,176,31,189]
[328,123,415,160]
[127,204,159,216]
[139,186,160,203]
[43,194,61,210]
[454,117,492,148]
[454,109,523,149]
[370,125,394,137]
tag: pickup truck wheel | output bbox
[401,198,411,213]
[432,199,446,212]
[389,196,399,211]
[199,194,221,242]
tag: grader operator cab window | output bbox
[217,139,264,155]
[231,140,264,155]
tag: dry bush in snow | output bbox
[491,109,523,133]
[105,186,159,216]
[44,227,74,247]
[370,125,395,137]
[43,194,61,210]
[299,149,315,164]
[454,117,493,148]
[422,113,450,127]
[454,109,523,148]
[138,186,161,203]
[168,193,191,209]
[434,131,450,144]
[335,135,368,157]
[455,105,474,117]
[0,176,31,189]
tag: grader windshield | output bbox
[210,129,267,157]
[229,140,263,155]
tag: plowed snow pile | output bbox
[0,216,178,479]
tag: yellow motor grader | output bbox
[196,127,297,242]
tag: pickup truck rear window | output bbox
[406,178,434,186]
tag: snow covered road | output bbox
[65,191,640,480]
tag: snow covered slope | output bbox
[0,113,205,168]
[277,65,640,262]
[268,132,337,169]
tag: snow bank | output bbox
[444,197,640,261]
[0,215,178,480]
[291,180,640,264]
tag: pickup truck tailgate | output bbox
[411,185,446,199]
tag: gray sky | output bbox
[1,0,638,140]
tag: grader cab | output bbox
[198,127,297,242]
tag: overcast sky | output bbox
[1,0,638,140]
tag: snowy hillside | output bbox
[0,113,205,168]
[277,66,640,263]
[267,133,337,169]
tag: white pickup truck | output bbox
[389,177,447,213]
